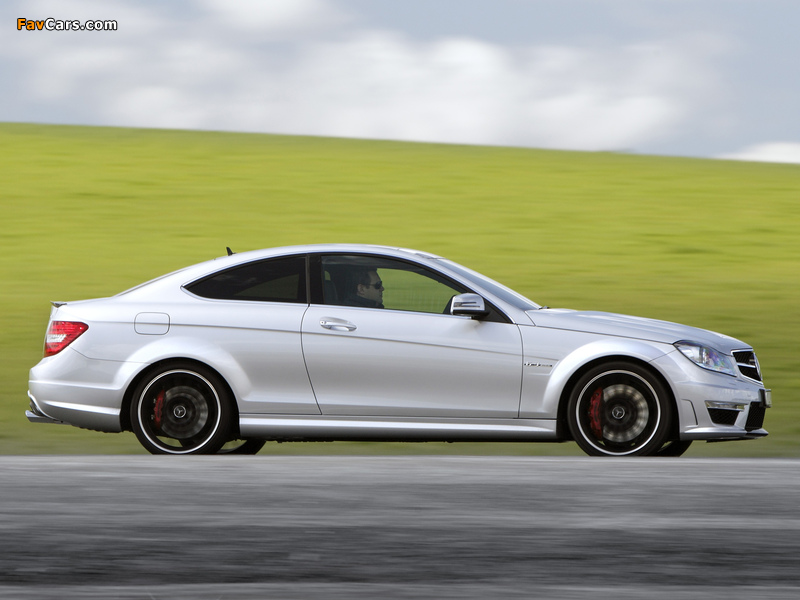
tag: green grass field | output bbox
[2,122,798,456]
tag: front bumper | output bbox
[652,352,771,442]
[683,393,770,441]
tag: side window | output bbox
[186,256,307,303]
[321,255,465,314]
[381,268,461,313]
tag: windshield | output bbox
[436,259,540,311]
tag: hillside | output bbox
[2,122,798,455]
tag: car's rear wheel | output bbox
[567,362,673,457]
[131,364,233,455]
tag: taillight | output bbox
[44,321,88,357]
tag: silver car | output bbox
[27,244,771,456]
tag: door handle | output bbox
[319,318,357,332]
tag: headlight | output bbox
[675,341,736,376]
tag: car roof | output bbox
[202,244,444,273]
[225,244,442,261]
[116,244,444,297]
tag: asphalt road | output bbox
[1,456,798,599]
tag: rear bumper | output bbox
[28,349,129,433]
[26,387,122,432]
[26,391,66,425]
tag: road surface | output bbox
[1,456,798,599]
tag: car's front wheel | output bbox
[567,362,674,457]
[131,364,233,455]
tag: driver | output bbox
[343,268,384,308]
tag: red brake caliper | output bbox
[589,387,604,440]
[153,390,165,430]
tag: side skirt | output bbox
[239,415,560,443]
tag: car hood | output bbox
[525,308,748,353]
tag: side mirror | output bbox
[450,293,489,319]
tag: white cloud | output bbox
[1,0,727,153]
[718,142,800,164]
[197,0,348,35]
[275,35,698,150]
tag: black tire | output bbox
[217,439,266,455]
[655,439,692,457]
[567,361,674,457]
[131,363,233,455]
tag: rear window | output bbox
[185,256,307,303]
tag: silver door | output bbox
[301,254,523,417]
[302,306,523,417]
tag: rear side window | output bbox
[186,256,307,303]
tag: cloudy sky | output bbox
[3,0,800,162]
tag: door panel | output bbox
[301,306,523,417]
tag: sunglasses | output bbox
[366,280,383,289]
